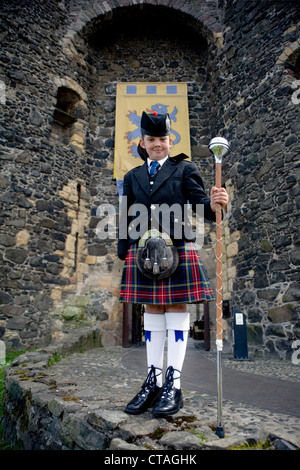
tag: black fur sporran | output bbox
[136,236,179,280]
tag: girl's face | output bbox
[140,135,172,161]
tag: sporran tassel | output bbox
[153,249,160,275]
[153,263,160,274]
[162,247,168,269]
[144,248,152,270]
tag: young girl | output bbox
[118,111,228,417]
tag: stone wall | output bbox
[0,0,299,358]
[0,0,123,349]
[214,0,300,358]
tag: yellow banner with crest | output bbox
[114,82,190,194]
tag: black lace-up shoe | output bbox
[125,365,162,415]
[152,366,183,417]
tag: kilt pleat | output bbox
[119,241,215,305]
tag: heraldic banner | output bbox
[114,82,190,195]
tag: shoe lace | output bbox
[161,366,180,396]
[142,365,162,391]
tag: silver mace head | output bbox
[208,137,230,163]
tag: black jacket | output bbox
[117,154,216,260]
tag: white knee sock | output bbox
[144,313,166,387]
[165,311,190,389]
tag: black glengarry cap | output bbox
[140,111,171,137]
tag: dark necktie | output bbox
[149,161,160,176]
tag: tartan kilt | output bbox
[119,241,215,305]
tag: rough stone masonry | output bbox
[0,0,299,358]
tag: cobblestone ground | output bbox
[47,344,300,450]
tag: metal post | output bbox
[216,348,223,437]
[204,303,210,351]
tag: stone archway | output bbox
[60,0,224,63]
[50,76,88,152]
[56,2,227,347]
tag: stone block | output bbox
[62,413,107,450]
[290,247,300,265]
[65,235,76,252]
[120,417,160,439]
[203,433,248,449]
[0,234,15,247]
[283,284,300,302]
[69,134,84,146]
[6,316,27,330]
[0,291,13,304]
[62,306,83,320]
[159,430,205,450]
[227,241,238,258]
[247,324,264,345]
[5,248,28,264]
[227,265,236,280]
[88,410,127,431]
[98,275,112,288]
[268,304,297,323]
[88,245,108,256]
[77,262,88,274]
[51,289,62,301]
[109,438,142,451]
[265,324,285,337]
